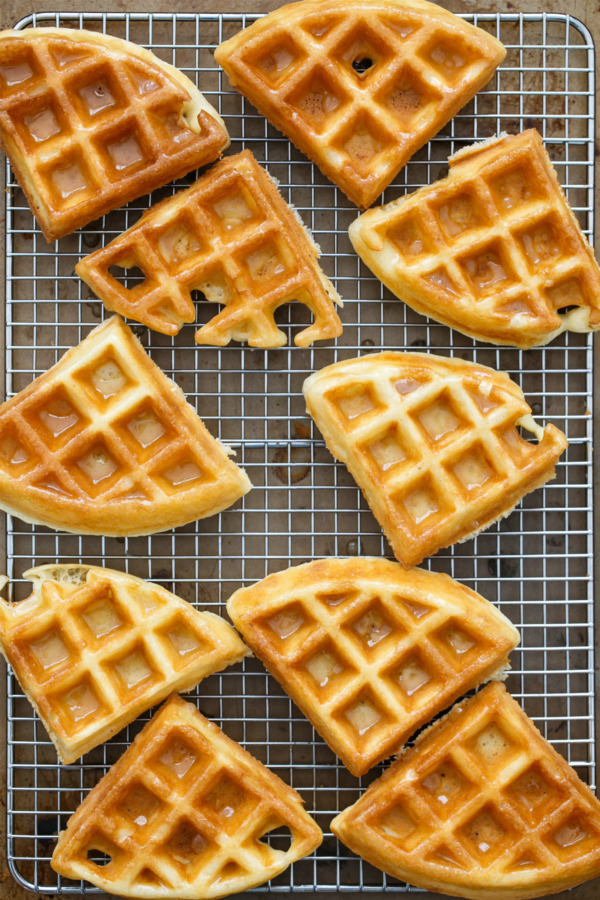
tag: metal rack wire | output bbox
[3,9,596,894]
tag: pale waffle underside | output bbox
[349,130,600,347]
[303,352,568,566]
[0,27,229,241]
[227,557,519,776]
[331,683,600,900]
[214,0,505,208]
[76,150,343,347]
[0,316,251,535]
[51,694,323,898]
[0,565,248,763]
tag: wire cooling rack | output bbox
[2,8,596,894]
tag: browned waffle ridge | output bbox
[349,130,600,347]
[227,557,519,776]
[76,150,343,347]
[0,565,249,764]
[214,0,506,208]
[51,693,323,898]
[0,27,230,241]
[331,682,600,899]
[0,316,251,535]
[303,352,568,567]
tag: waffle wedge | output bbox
[76,150,343,347]
[0,27,229,242]
[0,316,251,535]
[227,558,519,777]
[0,565,248,764]
[51,693,323,898]
[214,0,505,209]
[349,130,600,347]
[331,682,600,899]
[303,352,567,567]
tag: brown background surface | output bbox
[0,0,599,898]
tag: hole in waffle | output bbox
[334,384,380,422]
[422,759,471,810]
[107,263,150,292]
[211,186,257,230]
[424,40,469,84]
[387,213,435,260]
[195,269,234,306]
[545,274,590,311]
[460,242,517,295]
[395,653,433,697]
[166,820,212,871]
[451,445,495,492]
[162,617,206,658]
[339,30,391,81]
[342,693,384,736]
[508,764,559,815]
[363,427,407,474]
[26,626,73,673]
[244,240,290,283]
[80,590,125,640]
[424,267,461,297]
[77,71,118,116]
[489,162,543,212]
[84,834,121,869]
[204,774,252,828]
[417,392,464,443]
[60,677,105,725]
[105,130,147,172]
[460,807,508,858]
[305,644,348,691]
[261,824,294,852]
[0,51,38,93]
[111,644,156,690]
[266,604,307,640]
[516,216,566,270]
[126,407,167,449]
[352,57,373,74]
[351,605,397,649]
[288,71,347,133]
[251,38,304,84]
[76,443,120,486]
[398,481,441,526]
[87,849,112,867]
[21,103,62,144]
[117,783,164,828]
[470,721,518,766]
[0,431,31,467]
[157,222,203,264]
[434,190,483,239]
[38,393,82,440]
[155,733,203,779]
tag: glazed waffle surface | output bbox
[349,130,600,348]
[331,683,600,900]
[76,150,343,347]
[0,27,229,242]
[0,565,248,764]
[51,693,323,898]
[0,316,251,535]
[304,352,568,567]
[214,0,505,208]
[227,558,519,777]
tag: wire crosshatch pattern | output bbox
[2,10,596,894]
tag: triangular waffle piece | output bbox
[0,565,248,764]
[0,316,251,535]
[227,557,519,776]
[349,130,600,347]
[76,150,343,347]
[331,683,600,899]
[51,693,323,897]
[214,0,505,208]
[0,27,230,242]
[303,352,567,566]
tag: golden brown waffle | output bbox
[0,316,251,535]
[76,150,343,347]
[214,0,505,209]
[303,352,567,567]
[0,565,248,764]
[331,682,600,899]
[349,130,600,348]
[51,693,323,898]
[0,27,230,242]
[227,557,519,777]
